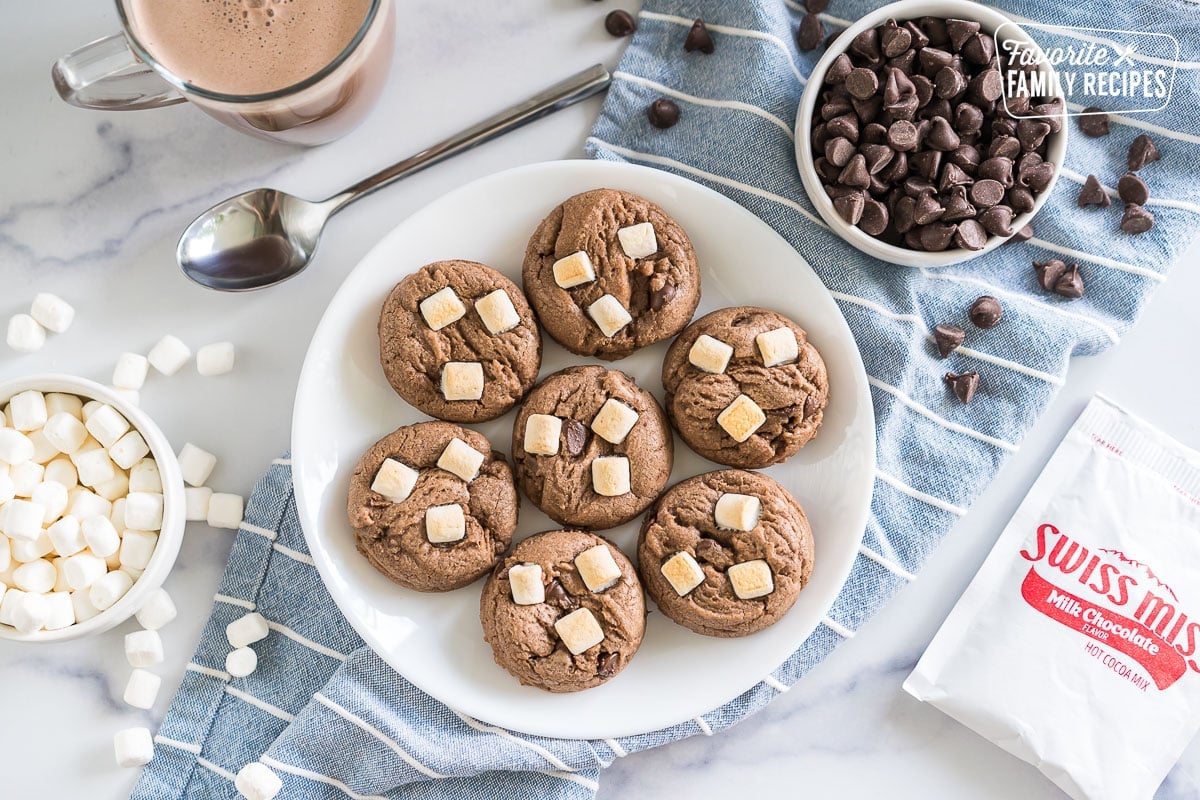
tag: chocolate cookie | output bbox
[347,421,518,592]
[522,188,701,360]
[511,366,673,530]
[480,529,646,692]
[638,470,814,637]
[379,260,541,423]
[661,306,829,468]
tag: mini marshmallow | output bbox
[11,533,52,563]
[575,544,622,592]
[113,727,154,768]
[124,668,161,709]
[81,400,102,421]
[112,353,150,390]
[661,551,706,597]
[42,412,88,454]
[755,327,799,367]
[437,438,484,483]
[552,250,596,289]
[523,414,562,456]
[196,342,236,376]
[177,443,217,488]
[82,515,121,557]
[52,558,69,592]
[419,286,467,331]
[474,289,521,334]
[714,493,762,532]
[85,404,130,448]
[43,590,75,630]
[727,559,775,600]
[3,498,47,541]
[128,458,162,493]
[120,530,158,571]
[717,394,766,443]
[440,361,484,401]
[89,566,133,610]
[554,607,605,655]
[227,611,270,648]
[67,489,112,521]
[184,486,212,521]
[125,492,163,531]
[10,460,44,496]
[94,472,130,502]
[370,458,418,503]
[30,293,75,333]
[591,456,631,497]
[45,393,84,420]
[108,387,139,407]
[425,503,466,544]
[0,587,25,626]
[44,457,77,489]
[13,559,56,593]
[73,446,117,488]
[11,591,49,633]
[0,428,35,465]
[586,294,633,337]
[9,390,47,432]
[31,481,68,524]
[48,515,85,557]
[63,552,107,590]
[71,590,101,623]
[135,587,177,630]
[617,222,658,259]
[235,762,282,800]
[27,430,59,464]
[688,334,735,374]
[590,398,639,445]
[207,493,244,529]
[125,628,163,667]
[110,497,126,531]
[147,334,191,376]
[226,646,258,678]
[0,474,13,506]
[0,536,10,573]
[6,314,46,353]
[508,563,545,605]
[109,431,149,470]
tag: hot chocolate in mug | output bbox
[52,0,395,146]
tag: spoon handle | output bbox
[323,64,611,213]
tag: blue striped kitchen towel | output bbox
[135,1,1200,798]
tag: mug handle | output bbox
[51,33,186,111]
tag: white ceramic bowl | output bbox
[0,374,185,642]
[794,0,1067,267]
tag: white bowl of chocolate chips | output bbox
[795,0,1067,267]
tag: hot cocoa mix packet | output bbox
[905,395,1200,800]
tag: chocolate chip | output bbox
[987,135,1020,160]
[918,47,953,76]
[1016,118,1051,152]
[825,52,853,84]
[1006,187,1035,213]
[805,0,829,12]
[1033,259,1068,291]
[1127,134,1161,171]
[909,150,942,181]
[685,18,715,53]
[859,196,890,235]
[969,295,1002,328]
[978,156,1014,187]
[961,33,995,65]
[954,102,984,135]
[926,117,960,151]
[821,93,853,120]
[604,10,636,37]
[879,19,912,57]
[949,144,981,172]
[920,17,950,47]
[933,66,967,100]
[977,205,1015,237]
[849,28,881,64]
[825,136,856,167]
[862,122,888,145]
[545,579,574,608]
[597,652,620,677]
[919,222,958,251]
[1072,175,1108,210]
[1033,99,1064,133]
[833,191,866,225]
[904,20,930,49]
[939,163,971,193]
[878,150,908,183]
[933,324,965,357]
[942,186,976,222]
[860,143,894,174]
[851,95,883,123]
[1078,107,1110,137]
[838,154,871,189]
[913,192,945,224]
[886,120,919,151]
[816,159,841,184]
[894,195,917,233]
[1120,203,1155,234]
[563,419,587,456]
[945,18,980,51]
[945,371,980,403]
[1053,264,1085,299]
[1117,172,1149,205]
[650,283,677,311]
[904,229,925,250]
[1018,161,1055,194]
[953,219,988,251]
[968,70,1003,103]
[904,175,937,197]
[1010,224,1033,243]
[970,179,1005,208]
[911,74,935,108]
[827,112,859,142]
[647,98,680,129]
[797,13,824,51]
[845,67,880,100]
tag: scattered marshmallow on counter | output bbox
[30,293,75,334]
[226,646,258,678]
[184,486,212,522]
[113,727,154,768]
[112,353,150,390]
[125,628,164,667]
[177,443,216,488]
[123,668,161,710]
[227,612,269,648]
[207,493,244,530]
[147,335,191,376]
[134,587,176,630]
[7,314,46,353]
[235,761,282,800]
[196,342,236,377]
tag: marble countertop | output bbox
[3,1,1200,798]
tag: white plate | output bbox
[292,160,876,740]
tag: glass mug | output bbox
[52,0,395,146]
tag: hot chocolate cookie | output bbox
[347,421,518,592]
[379,260,541,423]
[511,366,673,530]
[661,306,829,468]
[522,188,701,360]
[638,470,814,637]
[480,529,645,692]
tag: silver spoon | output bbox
[178,64,611,291]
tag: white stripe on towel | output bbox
[265,620,348,661]
[822,616,856,638]
[694,716,713,736]
[314,693,446,780]
[214,593,256,610]
[544,771,601,791]
[187,662,231,681]
[867,376,1019,452]
[260,757,387,800]
[762,675,791,692]
[453,712,576,772]
[239,522,278,540]
[876,469,969,517]
[638,10,807,84]
[859,544,917,581]
[197,757,238,782]
[226,685,295,722]
[613,71,795,137]
[272,542,315,565]
[154,735,201,755]
[605,738,628,758]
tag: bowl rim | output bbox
[0,373,185,643]
[793,0,1068,268]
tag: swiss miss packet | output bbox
[904,395,1200,800]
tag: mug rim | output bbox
[114,0,384,105]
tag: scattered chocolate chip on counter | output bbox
[604,10,636,38]
[969,295,1002,328]
[1117,172,1149,205]
[1033,258,1066,291]
[1078,107,1110,137]
[647,97,680,129]
[797,13,825,52]
[1120,202,1155,234]
[945,371,980,403]
[933,324,965,358]
[685,18,714,54]
[1127,134,1161,171]
[1053,263,1085,298]
[1077,174,1110,208]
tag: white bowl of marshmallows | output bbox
[0,374,185,642]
